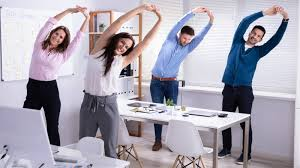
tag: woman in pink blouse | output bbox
[23,6,89,146]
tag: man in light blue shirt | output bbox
[150,6,214,151]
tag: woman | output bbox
[79,4,162,158]
[23,6,89,146]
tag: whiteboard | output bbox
[0,7,75,81]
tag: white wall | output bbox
[294,2,300,168]
[90,0,140,12]
[0,0,140,145]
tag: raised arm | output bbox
[62,7,89,61]
[77,6,90,32]
[54,7,81,21]
[34,7,81,46]
[232,11,265,43]
[91,4,152,55]
[166,6,207,40]
[259,6,289,57]
[188,9,214,52]
[122,6,162,68]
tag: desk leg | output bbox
[213,130,219,168]
[243,120,250,168]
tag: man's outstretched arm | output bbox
[188,9,214,52]
[259,6,289,57]
[166,6,208,40]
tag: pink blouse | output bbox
[29,17,84,81]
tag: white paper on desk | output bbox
[55,147,87,164]
[57,147,82,157]
[55,162,89,168]
[130,107,158,113]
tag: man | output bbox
[150,6,214,151]
[218,5,289,165]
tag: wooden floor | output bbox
[124,136,292,168]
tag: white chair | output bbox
[117,117,143,168]
[166,120,213,168]
[76,136,105,156]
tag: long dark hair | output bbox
[98,32,135,76]
[42,26,71,53]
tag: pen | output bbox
[38,163,45,168]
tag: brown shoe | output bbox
[152,141,162,151]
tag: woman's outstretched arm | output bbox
[90,4,154,55]
[122,5,162,68]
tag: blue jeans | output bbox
[150,79,179,141]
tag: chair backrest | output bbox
[77,137,104,156]
[166,119,206,157]
[118,117,132,145]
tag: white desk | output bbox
[56,146,129,168]
[118,99,251,168]
[81,154,130,168]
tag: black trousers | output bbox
[23,78,61,146]
[221,84,253,155]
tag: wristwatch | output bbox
[283,18,289,22]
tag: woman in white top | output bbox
[79,4,162,158]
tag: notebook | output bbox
[188,110,217,117]
[127,102,157,107]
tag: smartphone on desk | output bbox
[217,113,228,118]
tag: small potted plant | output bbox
[166,99,174,106]
[166,99,174,114]
[98,23,106,32]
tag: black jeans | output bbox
[23,78,61,146]
[221,84,253,156]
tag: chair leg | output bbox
[123,145,127,160]
[180,156,185,167]
[192,159,195,168]
[117,145,126,160]
[172,155,179,168]
[132,144,143,168]
[117,145,121,157]
[200,156,206,168]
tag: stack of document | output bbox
[53,146,87,167]
[130,107,157,113]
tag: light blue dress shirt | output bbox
[151,11,212,78]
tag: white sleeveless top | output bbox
[84,49,124,96]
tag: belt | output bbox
[152,75,176,81]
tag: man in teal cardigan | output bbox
[219,5,289,165]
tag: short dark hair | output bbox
[42,26,71,53]
[180,26,195,36]
[252,25,266,38]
